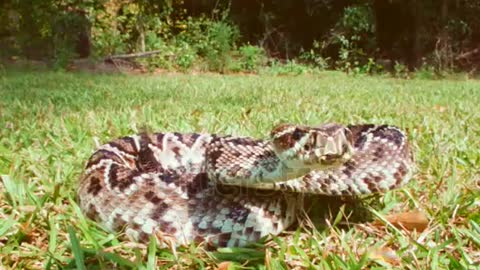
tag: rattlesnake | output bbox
[78,123,413,247]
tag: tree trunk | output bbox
[408,0,421,69]
[437,0,451,70]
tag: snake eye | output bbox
[292,129,303,140]
[342,144,349,154]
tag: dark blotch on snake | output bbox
[87,176,102,196]
[145,191,162,204]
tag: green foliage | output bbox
[264,59,314,75]
[175,42,197,70]
[340,5,374,34]
[393,61,410,79]
[140,48,175,71]
[238,45,266,71]
[330,5,376,73]
[135,17,240,72]
[360,58,383,74]
[0,0,95,67]
[175,16,214,55]
[204,21,240,72]
[139,40,197,71]
[414,64,437,80]
[52,45,75,70]
[91,2,153,55]
[91,13,128,56]
[299,41,330,70]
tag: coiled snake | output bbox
[78,123,413,247]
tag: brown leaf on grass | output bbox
[433,104,447,113]
[368,247,401,265]
[382,210,429,232]
[217,261,233,270]
[191,109,202,117]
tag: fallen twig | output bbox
[105,50,164,60]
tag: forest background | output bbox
[1,0,479,76]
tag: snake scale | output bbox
[78,123,414,247]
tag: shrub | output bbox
[238,45,266,71]
[175,41,196,70]
[393,61,410,79]
[299,41,330,70]
[329,4,376,73]
[204,21,239,72]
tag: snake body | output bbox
[78,124,413,247]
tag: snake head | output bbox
[271,123,354,170]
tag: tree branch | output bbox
[455,48,480,60]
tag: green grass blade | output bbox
[147,235,157,270]
[68,226,86,270]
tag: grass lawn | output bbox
[0,70,479,269]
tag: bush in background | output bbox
[238,45,267,72]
